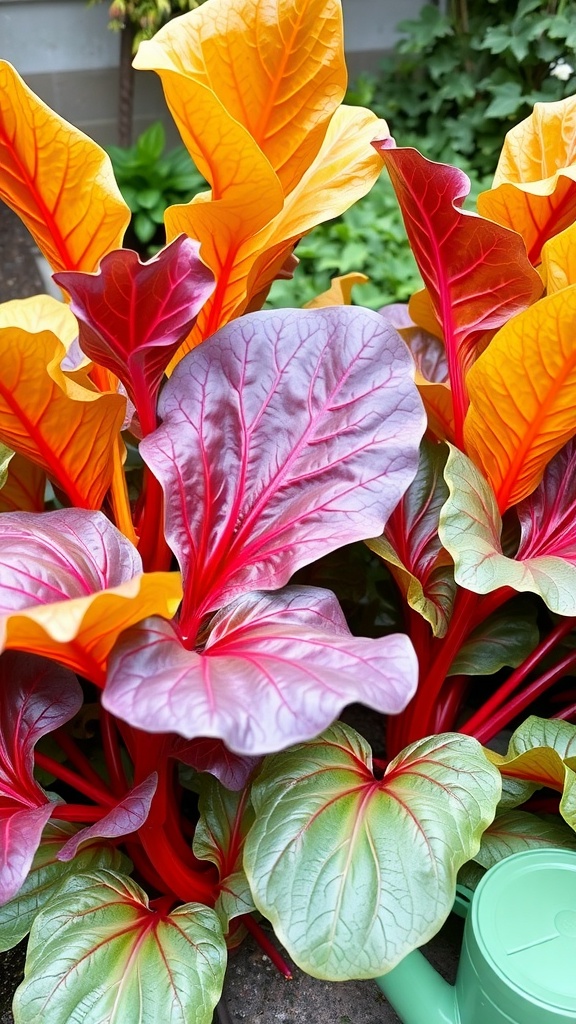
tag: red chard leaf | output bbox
[141,306,425,640]
[516,437,576,561]
[54,236,215,433]
[0,651,82,903]
[373,145,543,445]
[103,587,418,755]
[57,774,158,862]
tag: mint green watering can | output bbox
[375,848,576,1024]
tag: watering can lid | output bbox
[473,847,576,1013]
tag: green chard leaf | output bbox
[244,722,500,980]
[13,869,226,1024]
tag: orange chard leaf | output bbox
[2,573,182,685]
[0,326,125,509]
[0,61,130,273]
[0,453,45,513]
[464,285,576,511]
[478,97,576,265]
[133,0,346,195]
[541,219,576,293]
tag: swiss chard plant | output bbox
[0,0,576,1021]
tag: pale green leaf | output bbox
[473,809,576,870]
[244,722,500,980]
[193,775,255,930]
[13,869,226,1024]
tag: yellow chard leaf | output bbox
[0,61,129,274]
[0,327,125,509]
[478,97,576,265]
[304,272,369,308]
[464,286,576,511]
[0,295,78,347]
[541,219,576,293]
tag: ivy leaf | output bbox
[13,869,226,1024]
[244,722,500,979]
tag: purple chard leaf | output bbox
[103,587,418,755]
[57,774,158,862]
[54,236,215,434]
[141,306,426,642]
[0,651,82,904]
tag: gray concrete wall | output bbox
[0,0,425,144]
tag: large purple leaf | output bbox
[373,144,543,446]
[0,651,82,903]
[54,237,215,431]
[57,774,157,862]
[141,306,425,640]
[103,587,418,755]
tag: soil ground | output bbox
[0,205,462,1023]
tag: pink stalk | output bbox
[101,708,128,795]
[54,729,115,795]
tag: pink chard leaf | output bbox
[171,737,261,792]
[57,774,158,862]
[141,305,426,641]
[516,436,576,562]
[373,145,543,446]
[0,651,82,904]
[103,587,418,755]
[54,236,215,434]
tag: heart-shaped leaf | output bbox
[439,445,576,615]
[0,822,127,952]
[13,869,226,1024]
[464,286,576,511]
[244,722,500,979]
[104,587,418,754]
[0,325,126,509]
[142,306,425,637]
[0,510,182,681]
[367,439,455,637]
[0,61,129,273]
[0,652,82,904]
[477,96,576,264]
[57,775,158,861]
[54,238,214,428]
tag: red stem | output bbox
[242,916,293,979]
[101,709,128,796]
[50,804,109,822]
[54,729,114,796]
[138,824,217,904]
[460,617,576,738]
[136,467,173,572]
[473,649,576,745]
[553,701,576,722]
[35,751,116,807]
